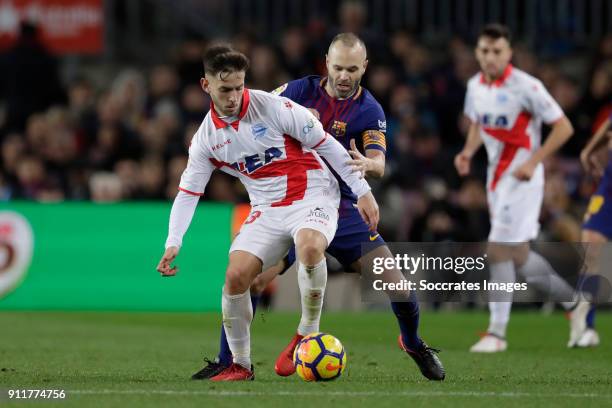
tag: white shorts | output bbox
[229,200,339,269]
[487,175,543,243]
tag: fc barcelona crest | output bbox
[331,120,347,137]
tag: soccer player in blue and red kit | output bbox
[576,106,612,348]
[192,33,445,381]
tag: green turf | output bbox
[0,310,610,408]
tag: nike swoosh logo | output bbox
[325,362,343,371]
[369,234,380,241]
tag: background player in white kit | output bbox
[156,45,379,380]
[454,24,590,352]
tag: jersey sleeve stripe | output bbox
[178,187,204,196]
[311,134,328,149]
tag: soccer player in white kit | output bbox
[454,24,590,352]
[156,45,379,380]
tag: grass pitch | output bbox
[0,310,610,408]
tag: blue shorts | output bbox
[286,198,386,271]
[583,158,612,239]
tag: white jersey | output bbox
[464,65,564,191]
[178,88,369,208]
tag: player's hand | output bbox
[347,139,370,178]
[454,150,472,176]
[512,160,537,181]
[580,148,605,178]
[308,108,320,119]
[357,191,379,232]
[157,246,179,277]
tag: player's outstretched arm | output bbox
[157,190,201,277]
[455,121,483,176]
[580,118,611,178]
[157,133,214,277]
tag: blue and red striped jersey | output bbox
[273,75,387,201]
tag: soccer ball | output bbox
[293,332,346,381]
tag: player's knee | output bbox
[512,244,530,268]
[297,242,325,266]
[225,265,252,294]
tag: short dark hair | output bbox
[479,23,512,44]
[203,45,250,78]
[329,32,366,51]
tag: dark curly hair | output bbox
[479,23,512,44]
[203,45,250,79]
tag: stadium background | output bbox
[0,0,611,311]
[0,2,611,407]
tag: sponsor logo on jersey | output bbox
[497,93,508,103]
[480,113,509,128]
[303,118,315,134]
[212,139,232,151]
[308,207,330,221]
[584,195,605,222]
[378,119,387,132]
[251,123,267,140]
[331,120,347,137]
[230,147,284,174]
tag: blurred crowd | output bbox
[1,4,611,243]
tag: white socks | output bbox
[487,251,579,338]
[297,258,327,336]
[222,288,253,369]
[221,257,328,369]
[487,260,515,338]
[517,251,577,310]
